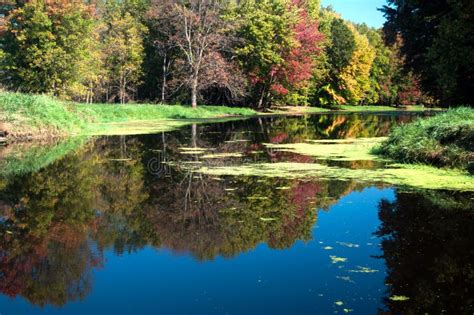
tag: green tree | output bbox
[382,0,474,105]
[311,12,356,106]
[100,2,146,104]
[235,0,296,108]
[1,1,95,98]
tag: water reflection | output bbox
[377,190,474,313]
[0,113,471,313]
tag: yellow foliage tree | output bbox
[338,23,375,104]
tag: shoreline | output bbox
[0,92,443,144]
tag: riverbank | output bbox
[1,92,446,142]
[268,104,443,115]
[374,107,474,173]
[0,92,256,141]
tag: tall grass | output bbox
[0,92,85,137]
[0,92,256,139]
[374,107,474,170]
[76,103,256,123]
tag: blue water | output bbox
[0,188,394,315]
[1,114,472,314]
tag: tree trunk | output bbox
[191,75,198,109]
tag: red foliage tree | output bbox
[271,0,324,100]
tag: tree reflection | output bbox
[376,190,474,314]
[0,113,428,307]
[0,152,102,306]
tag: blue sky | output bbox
[321,0,387,28]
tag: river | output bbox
[0,113,472,314]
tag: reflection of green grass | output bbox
[0,137,88,177]
[374,107,474,170]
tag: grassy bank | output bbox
[0,92,256,140]
[374,107,474,172]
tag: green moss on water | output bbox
[389,295,410,301]
[348,266,378,273]
[201,152,244,159]
[194,162,474,191]
[265,138,385,161]
[330,255,347,263]
[85,120,191,136]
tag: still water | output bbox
[0,113,472,314]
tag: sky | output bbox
[321,0,387,28]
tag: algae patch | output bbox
[348,266,378,273]
[264,137,385,161]
[389,295,410,301]
[193,162,474,191]
[201,152,244,159]
[330,255,347,264]
[86,119,189,136]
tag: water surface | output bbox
[0,113,472,314]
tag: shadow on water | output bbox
[0,113,472,313]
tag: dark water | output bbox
[0,113,472,314]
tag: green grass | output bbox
[374,107,474,171]
[0,92,256,140]
[76,103,255,122]
[0,92,87,138]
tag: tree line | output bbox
[1,0,467,108]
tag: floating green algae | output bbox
[389,295,410,301]
[348,266,379,273]
[264,137,386,161]
[85,119,190,136]
[178,147,211,155]
[201,152,244,159]
[193,162,474,191]
[330,255,347,264]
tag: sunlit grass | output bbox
[0,92,257,139]
[374,107,474,170]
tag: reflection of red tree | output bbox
[291,181,322,215]
[0,235,47,297]
[270,132,289,144]
[0,221,103,300]
[268,180,321,248]
[288,153,313,163]
[272,0,323,98]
